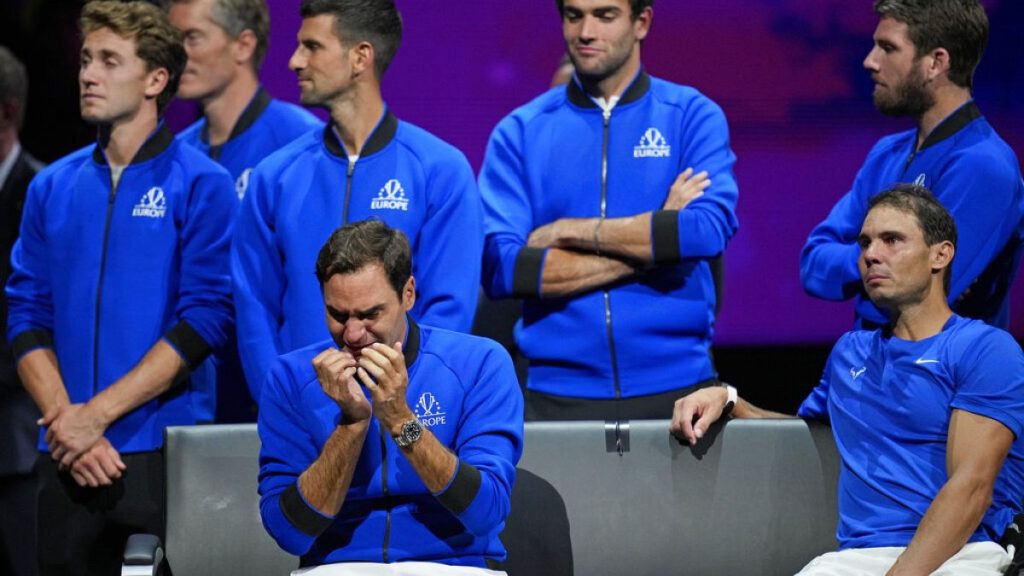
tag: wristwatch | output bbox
[393,418,425,447]
[722,384,738,416]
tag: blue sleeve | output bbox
[479,115,545,300]
[797,337,843,421]
[257,361,330,556]
[434,343,524,537]
[651,96,739,262]
[950,329,1024,439]
[231,164,285,402]
[6,172,55,355]
[163,167,236,365]
[412,151,482,332]
[799,162,874,302]
[932,153,1024,307]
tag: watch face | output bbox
[399,419,423,446]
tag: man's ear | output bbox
[634,6,653,42]
[925,47,951,81]
[233,29,258,67]
[931,240,954,273]
[350,40,375,79]
[144,67,169,101]
[401,276,416,312]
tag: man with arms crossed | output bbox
[675,185,1024,575]
[258,221,522,575]
[801,0,1024,330]
[233,0,482,403]
[6,2,234,573]
[479,0,738,419]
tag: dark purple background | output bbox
[9,0,1022,346]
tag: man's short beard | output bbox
[874,65,935,118]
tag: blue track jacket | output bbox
[6,124,235,452]
[232,110,482,401]
[258,320,523,567]
[178,87,321,201]
[801,101,1024,328]
[479,71,739,399]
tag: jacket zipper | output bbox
[93,170,119,394]
[601,108,622,399]
[379,426,391,563]
[343,158,356,224]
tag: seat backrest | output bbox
[164,424,297,576]
[502,419,841,576]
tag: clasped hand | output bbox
[313,342,413,433]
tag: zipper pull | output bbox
[603,108,611,126]
[347,158,356,177]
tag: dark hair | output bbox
[873,0,988,89]
[300,0,402,78]
[171,0,271,71]
[80,1,186,113]
[315,220,412,297]
[555,0,654,20]
[868,184,957,293]
[0,46,28,130]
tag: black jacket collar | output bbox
[567,69,651,109]
[92,122,175,166]
[403,315,420,369]
[204,86,273,160]
[918,100,982,152]
[323,110,399,159]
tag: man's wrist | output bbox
[84,397,114,429]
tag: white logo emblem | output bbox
[235,168,252,201]
[633,127,671,158]
[913,173,927,186]
[915,358,940,365]
[414,392,447,427]
[132,187,167,218]
[370,179,409,211]
[850,366,867,380]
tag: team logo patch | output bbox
[414,392,447,427]
[633,127,671,158]
[235,168,253,201]
[132,187,167,218]
[370,179,409,211]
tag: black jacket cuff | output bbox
[512,247,545,298]
[163,321,212,368]
[652,210,681,264]
[436,459,481,515]
[280,482,333,537]
[11,329,54,360]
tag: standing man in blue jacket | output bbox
[169,0,321,201]
[5,2,235,574]
[232,0,483,403]
[258,221,522,574]
[479,0,739,420]
[801,0,1024,330]
[169,0,321,421]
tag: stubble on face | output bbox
[873,58,935,117]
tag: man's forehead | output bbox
[564,0,630,12]
[861,204,921,234]
[874,16,913,44]
[82,27,138,53]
